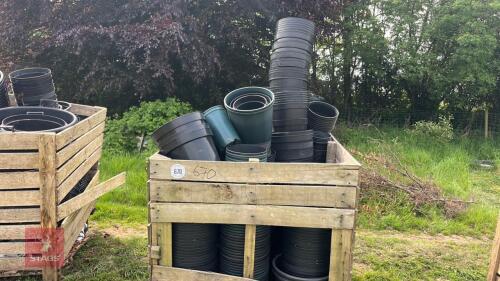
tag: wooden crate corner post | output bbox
[38,133,59,281]
[488,214,500,281]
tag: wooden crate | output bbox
[0,103,126,280]
[488,214,500,281]
[148,137,360,281]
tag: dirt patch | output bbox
[91,223,148,238]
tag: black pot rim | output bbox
[308,101,339,120]
[9,67,52,81]
[151,112,204,142]
[272,254,328,281]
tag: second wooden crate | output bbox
[148,137,360,281]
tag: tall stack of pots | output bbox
[0,71,9,108]
[151,112,219,271]
[269,17,315,132]
[9,68,57,106]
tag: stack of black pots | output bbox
[278,228,331,279]
[225,144,268,162]
[222,144,271,280]
[0,71,9,108]
[220,225,271,281]
[269,17,314,132]
[151,112,219,271]
[271,131,313,162]
[9,68,57,106]
[313,131,330,163]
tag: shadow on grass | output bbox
[11,231,149,281]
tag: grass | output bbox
[336,125,500,237]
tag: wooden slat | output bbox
[0,171,39,190]
[326,141,337,163]
[60,171,99,258]
[57,172,125,220]
[149,154,359,186]
[0,132,39,150]
[0,208,40,223]
[56,136,103,185]
[62,202,95,258]
[57,148,101,202]
[68,104,103,117]
[0,224,40,240]
[157,223,173,267]
[0,242,42,255]
[38,134,58,281]
[330,229,354,281]
[56,107,106,150]
[56,122,105,167]
[331,136,360,166]
[0,152,39,169]
[0,189,40,207]
[243,225,256,279]
[0,257,40,271]
[488,215,500,281]
[150,203,355,229]
[149,180,357,208]
[151,265,253,281]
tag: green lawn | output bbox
[34,125,497,281]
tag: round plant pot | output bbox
[9,68,56,106]
[307,101,339,133]
[203,105,241,154]
[151,112,204,144]
[272,254,328,281]
[224,87,275,144]
[166,135,220,161]
[0,106,77,133]
[277,17,315,30]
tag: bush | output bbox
[409,116,454,142]
[104,99,193,154]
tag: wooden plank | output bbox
[0,257,40,271]
[151,265,253,281]
[243,225,256,279]
[149,154,359,186]
[0,208,40,223]
[8,93,17,106]
[149,224,159,266]
[57,148,101,202]
[326,141,337,163]
[157,223,173,267]
[331,136,360,166]
[55,107,106,150]
[56,122,105,167]
[488,215,500,281]
[330,229,354,281]
[57,172,125,220]
[38,134,58,281]
[56,136,103,185]
[0,152,39,169]
[149,180,357,208]
[62,202,95,258]
[0,189,40,207]
[0,171,39,190]
[68,104,103,117]
[150,203,355,229]
[0,224,40,240]
[0,242,42,255]
[0,132,39,150]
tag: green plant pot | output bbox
[203,105,241,154]
[224,87,274,144]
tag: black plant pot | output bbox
[0,106,77,133]
[269,78,308,91]
[9,68,57,106]
[308,101,339,133]
[272,254,328,281]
